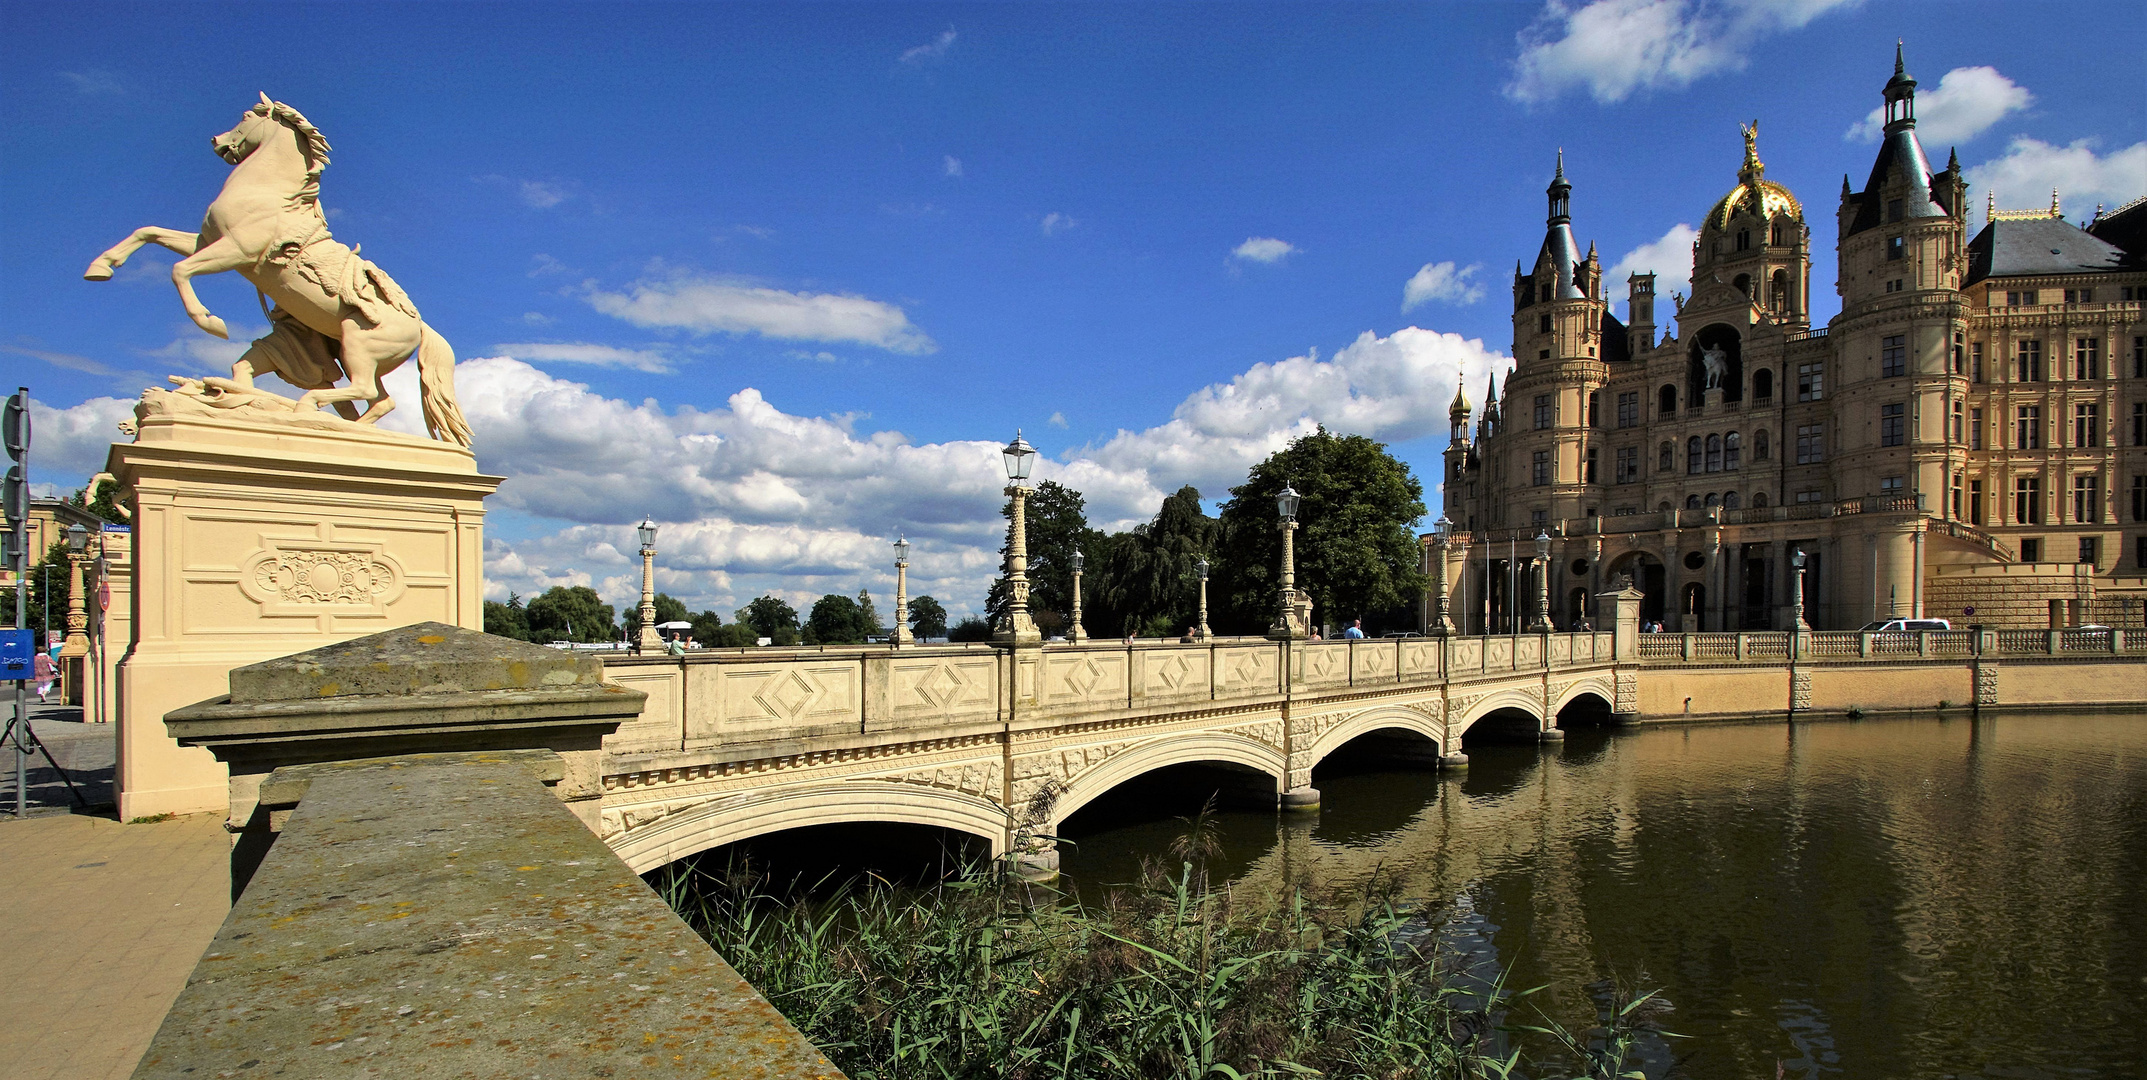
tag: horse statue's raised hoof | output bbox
[83,259,115,281]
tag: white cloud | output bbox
[1047,411,1069,429]
[1401,262,1485,309]
[1605,223,1698,308]
[142,323,267,372]
[21,396,140,491]
[522,311,556,326]
[1847,66,2031,144]
[1040,212,1076,237]
[943,155,964,177]
[494,342,675,374]
[901,28,957,64]
[785,350,842,364]
[2,345,157,394]
[1507,0,1858,105]
[519,180,572,209]
[1231,237,1298,264]
[60,69,123,95]
[584,274,936,355]
[1967,137,2147,218]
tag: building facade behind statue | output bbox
[1436,49,2146,632]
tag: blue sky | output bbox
[4,1,2142,620]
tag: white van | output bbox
[1856,618,1951,633]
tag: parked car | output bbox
[1382,631,1423,639]
[1856,619,1951,633]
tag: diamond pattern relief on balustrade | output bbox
[892,657,999,720]
[719,663,860,728]
[1143,650,1206,699]
[1044,652,1128,707]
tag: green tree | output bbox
[623,592,689,640]
[70,482,128,526]
[805,594,874,645]
[1093,486,1218,638]
[855,588,882,640]
[1213,427,1428,635]
[22,541,73,638]
[484,591,530,640]
[688,609,725,647]
[705,622,760,648]
[946,616,992,642]
[985,481,1095,629]
[905,595,948,639]
[525,585,617,643]
[737,595,800,646]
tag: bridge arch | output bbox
[1302,705,1445,772]
[1457,689,1546,745]
[1551,678,1617,716]
[1047,732,1285,827]
[610,780,1009,875]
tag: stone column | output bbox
[995,484,1041,647]
[61,548,91,704]
[635,543,660,653]
[1066,564,1084,644]
[893,556,915,646]
[1430,537,1455,635]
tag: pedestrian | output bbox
[1343,619,1365,640]
[32,650,56,702]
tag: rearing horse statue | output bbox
[84,94,472,447]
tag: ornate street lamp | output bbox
[892,534,914,647]
[56,522,92,705]
[635,515,661,652]
[1267,485,1306,639]
[994,431,1041,646]
[1194,555,1212,640]
[1430,515,1456,636]
[1790,547,1809,631]
[1068,548,1087,643]
[1528,529,1554,633]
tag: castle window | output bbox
[2075,337,2102,379]
[1616,391,1638,428]
[1770,222,1786,246]
[1540,314,1553,333]
[1795,488,1825,505]
[1951,473,1963,519]
[2133,475,2147,521]
[1881,403,1905,447]
[2065,288,2094,304]
[2079,537,2100,567]
[1736,229,1751,251]
[1970,407,1984,449]
[1587,392,1600,428]
[1659,384,1677,415]
[1887,199,1904,223]
[2020,537,2041,562]
[1952,332,1965,375]
[1951,401,1963,444]
[1687,494,1702,509]
[1971,342,1984,382]
[2015,477,2043,525]
[1753,492,1769,508]
[1659,441,1674,472]
[2075,403,2100,448]
[1724,431,1741,470]
[1753,368,1774,401]
[2074,474,2102,524]
[1723,491,1741,509]
[1881,335,1906,377]
[2017,405,2042,449]
[2139,537,2147,570]
[1881,476,1903,497]
[2006,290,2038,306]
[1688,436,1703,475]
[1796,363,1823,401]
[1706,434,1723,472]
[1705,492,1720,507]
[1970,479,1984,525]
[1754,429,1770,461]
[1887,236,1905,260]
[2135,403,2145,446]
[1796,424,1825,464]
[1534,394,1552,429]
[1770,270,1790,312]
[2135,336,2145,378]
[1585,448,1598,483]
[1532,450,1550,486]
[2016,340,2043,382]
[1616,446,1638,484]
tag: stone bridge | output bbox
[585,596,2144,877]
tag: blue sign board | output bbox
[0,627,33,680]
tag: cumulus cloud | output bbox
[1847,66,2031,144]
[494,342,675,374]
[1231,237,1298,264]
[1605,223,1698,309]
[901,27,957,64]
[1040,212,1076,237]
[584,274,936,355]
[519,180,572,209]
[2,345,157,395]
[1967,137,2147,218]
[20,395,140,494]
[1401,262,1485,309]
[1507,0,1858,105]
[944,155,964,177]
[142,323,267,372]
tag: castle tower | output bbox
[1697,120,1811,328]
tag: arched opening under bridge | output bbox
[1556,691,1616,729]
[1461,706,1542,748]
[1309,726,1447,842]
[1053,760,1283,890]
[646,821,994,903]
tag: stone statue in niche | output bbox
[1700,343,1728,390]
[83,95,472,447]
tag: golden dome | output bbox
[1703,119,1802,233]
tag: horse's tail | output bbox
[416,322,473,448]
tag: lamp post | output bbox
[60,523,90,705]
[1194,556,1212,640]
[1068,548,1087,643]
[995,431,1041,646]
[1267,485,1305,640]
[1430,515,1456,636]
[635,516,660,653]
[1790,548,1809,631]
[892,534,914,647]
[1528,529,1554,633]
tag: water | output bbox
[1055,714,2147,1079]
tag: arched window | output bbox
[1658,501,1673,512]
[1754,368,1774,401]
[1733,273,1752,298]
[1687,436,1703,474]
[1770,221,1786,246]
[1704,492,1720,507]
[1770,269,1790,312]
[1753,492,1769,508]
[1659,384,1677,415]
[1755,429,1771,460]
[1705,434,1723,473]
[1686,494,1702,509]
[1659,441,1674,471]
[1736,229,1751,251]
[1724,490,1741,509]
[1725,431,1741,470]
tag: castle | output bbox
[1434,46,2146,632]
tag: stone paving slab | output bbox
[0,811,230,1080]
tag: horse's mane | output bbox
[251,98,333,204]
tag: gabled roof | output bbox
[2086,196,2147,259]
[1964,216,2135,285]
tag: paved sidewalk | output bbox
[0,811,231,1080]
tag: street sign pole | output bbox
[6,387,32,816]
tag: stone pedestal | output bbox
[106,396,502,820]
